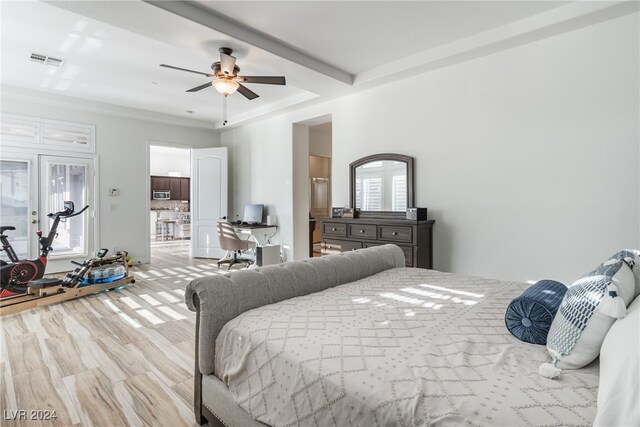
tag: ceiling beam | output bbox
[144,0,354,85]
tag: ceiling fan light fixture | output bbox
[212,78,239,96]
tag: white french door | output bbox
[0,154,39,261]
[0,153,95,272]
[191,147,227,258]
[39,156,96,273]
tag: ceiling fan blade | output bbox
[219,52,237,76]
[238,76,286,85]
[186,81,213,92]
[236,84,259,100]
[160,64,214,77]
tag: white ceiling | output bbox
[200,1,568,75]
[1,1,634,129]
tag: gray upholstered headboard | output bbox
[185,244,405,375]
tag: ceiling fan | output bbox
[160,47,286,101]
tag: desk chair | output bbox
[216,221,256,270]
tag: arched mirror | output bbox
[350,153,414,219]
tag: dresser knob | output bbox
[332,228,336,231]
[360,229,365,233]
[392,232,398,236]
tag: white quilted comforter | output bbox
[215,268,598,427]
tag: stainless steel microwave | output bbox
[153,191,170,200]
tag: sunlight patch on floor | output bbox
[119,313,142,328]
[137,309,165,325]
[121,296,142,309]
[148,270,167,278]
[157,306,186,320]
[102,299,121,313]
[139,294,161,306]
[157,291,180,303]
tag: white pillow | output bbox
[608,249,640,297]
[594,295,640,426]
[545,260,635,370]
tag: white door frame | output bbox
[144,140,193,263]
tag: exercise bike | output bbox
[0,201,135,315]
[1,201,88,297]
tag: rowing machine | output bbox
[0,249,135,316]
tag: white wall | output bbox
[1,87,219,263]
[220,118,293,257]
[222,13,639,283]
[292,124,310,260]
[309,122,332,158]
[150,146,191,177]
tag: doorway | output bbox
[147,144,229,263]
[148,145,192,259]
[291,116,332,260]
[308,123,332,257]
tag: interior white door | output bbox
[40,155,96,273]
[191,147,227,258]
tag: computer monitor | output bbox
[243,204,264,224]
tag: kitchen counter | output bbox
[150,210,190,240]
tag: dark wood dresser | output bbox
[319,218,435,268]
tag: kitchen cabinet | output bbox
[170,179,181,200]
[180,178,190,202]
[150,176,190,201]
[151,176,170,191]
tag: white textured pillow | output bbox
[545,260,635,370]
[594,296,640,426]
[608,249,640,297]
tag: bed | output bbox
[185,245,600,427]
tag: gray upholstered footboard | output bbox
[185,244,405,425]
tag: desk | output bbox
[232,224,278,246]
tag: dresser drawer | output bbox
[364,243,414,267]
[348,224,377,239]
[322,222,347,237]
[379,225,413,243]
[323,239,362,255]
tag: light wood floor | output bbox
[1,242,242,427]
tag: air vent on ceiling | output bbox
[30,52,64,67]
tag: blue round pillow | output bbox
[505,279,567,345]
